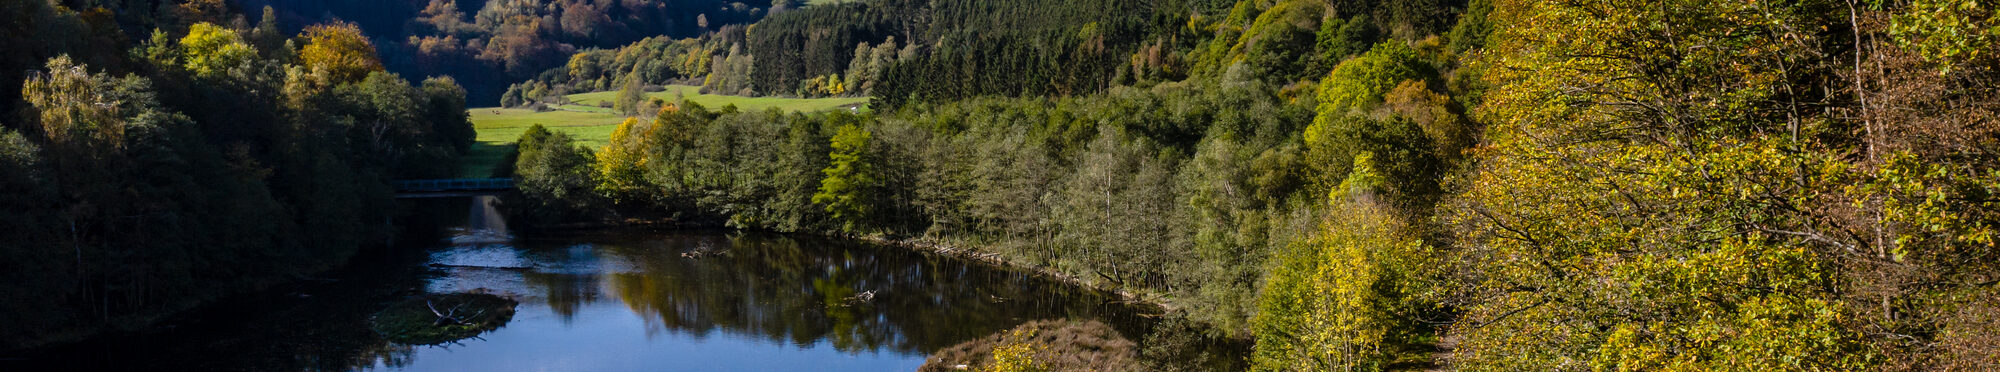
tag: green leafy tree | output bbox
[813,122,876,232]
[249,6,287,54]
[1252,199,1426,371]
[500,83,524,107]
[0,128,62,343]
[1445,0,1490,53]
[1306,42,1422,144]
[614,72,644,115]
[421,76,475,152]
[1231,0,1323,83]
[1891,0,2000,69]
[511,125,601,225]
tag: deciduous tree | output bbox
[300,22,384,83]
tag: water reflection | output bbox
[425,232,1154,364]
[449,195,511,245]
[523,271,600,323]
[11,227,1167,371]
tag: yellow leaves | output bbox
[1329,152,1383,201]
[1892,0,2000,70]
[1252,199,1431,371]
[1616,235,1822,300]
[1585,235,1870,370]
[1596,295,1869,371]
[1458,0,1898,367]
[180,22,255,78]
[594,117,649,201]
[1864,151,2000,257]
[983,328,1047,372]
[801,74,847,96]
[23,56,125,148]
[1458,116,1874,368]
[299,22,383,83]
[565,51,602,79]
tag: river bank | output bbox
[851,235,1182,313]
[7,203,1238,370]
[534,216,1199,326]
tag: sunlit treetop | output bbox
[179,22,255,78]
[299,22,385,83]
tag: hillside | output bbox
[1,0,1996,370]
[463,85,865,177]
[0,0,473,349]
[240,0,772,105]
[489,0,2000,370]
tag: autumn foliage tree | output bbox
[300,22,385,83]
[1446,0,2000,369]
[595,116,650,203]
[178,22,255,78]
[0,3,474,349]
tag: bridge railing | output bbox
[392,178,515,192]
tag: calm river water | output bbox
[15,197,1225,371]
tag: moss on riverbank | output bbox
[369,292,518,345]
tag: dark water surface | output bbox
[12,198,1192,371]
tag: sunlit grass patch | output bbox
[463,87,864,176]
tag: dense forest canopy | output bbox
[233,0,769,105]
[0,0,471,350]
[500,0,1480,109]
[3,0,1998,370]
[498,0,2000,370]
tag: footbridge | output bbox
[392,178,514,198]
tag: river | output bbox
[15,196,1237,371]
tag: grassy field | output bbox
[460,85,865,177]
[461,108,624,177]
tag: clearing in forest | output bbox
[462,85,867,177]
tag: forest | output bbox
[236,0,770,105]
[1,0,1997,370]
[500,0,2000,369]
[0,0,471,350]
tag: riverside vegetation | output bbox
[500,0,2000,370]
[0,0,472,350]
[2,0,1998,370]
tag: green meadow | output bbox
[461,85,866,177]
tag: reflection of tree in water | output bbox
[349,342,419,369]
[522,272,600,323]
[22,248,433,371]
[548,233,1153,355]
[25,231,1228,370]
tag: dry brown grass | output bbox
[921,320,1141,372]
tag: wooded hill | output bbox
[499,0,2000,369]
[1,0,1995,370]
[236,0,771,105]
[0,0,472,350]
